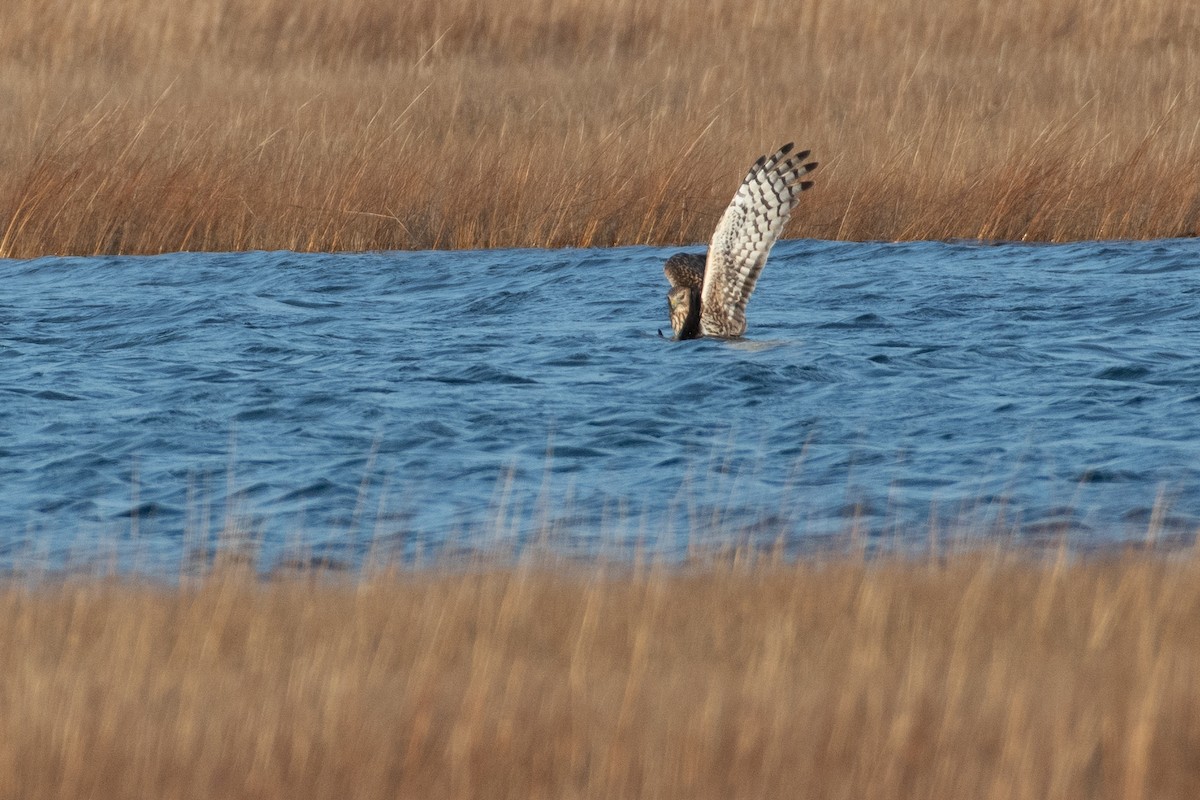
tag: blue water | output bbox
[3,239,1200,570]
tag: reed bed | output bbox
[1,0,1199,257]
[1,548,1198,798]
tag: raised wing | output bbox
[663,251,706,290]
[699,143,817,337]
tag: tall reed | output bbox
[1,0,1198,256]
[3,548,1200,798]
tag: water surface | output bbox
[3,239,1200,570]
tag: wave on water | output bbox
[3,238,1200,571]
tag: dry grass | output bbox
[2,549,1200,798]
[1,0,1199,257]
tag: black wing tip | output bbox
[799,180,815,191]
[772,147,815,176]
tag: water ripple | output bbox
[2,238,1200,569]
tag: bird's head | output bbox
[667,285,701,340]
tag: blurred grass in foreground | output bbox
[3,547,1199,798]
[1,0,1199,256]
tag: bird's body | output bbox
[663,143,817,340]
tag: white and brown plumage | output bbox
[664,143,817,339]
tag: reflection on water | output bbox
[3,239,1200,570]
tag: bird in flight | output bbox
[663,143,817,340]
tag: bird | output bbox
[663,143,817,340]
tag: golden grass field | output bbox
[2,550,1199,799]
[1,0,1199,257]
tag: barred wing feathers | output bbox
[699,143,817,337]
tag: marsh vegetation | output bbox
[2,0,1198,257]
[4,547,1200,798]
